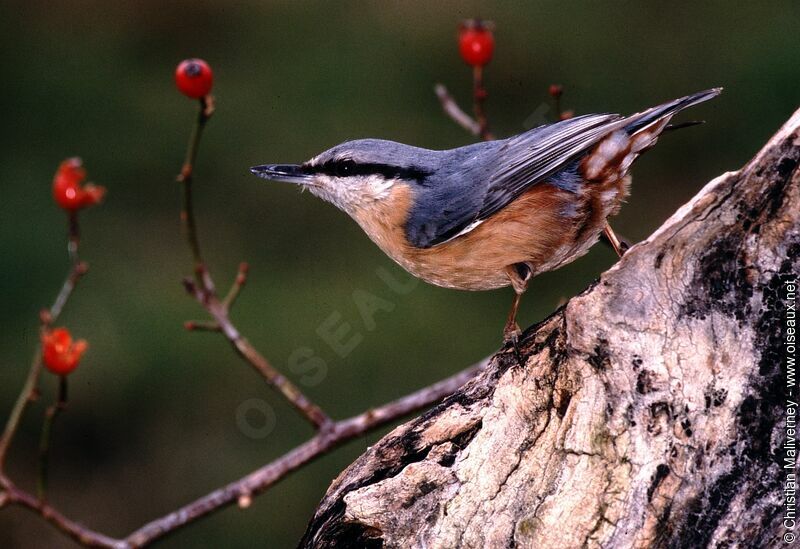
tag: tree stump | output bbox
[301,108,800,548]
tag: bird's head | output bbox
[251,139,439,215]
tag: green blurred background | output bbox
[0,1,797,546]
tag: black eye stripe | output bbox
[304,160,429,181]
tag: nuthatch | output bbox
[252,89,721,341]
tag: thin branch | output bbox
[0,216,86,472]
[472,65,493,140]
[223,262,249,311]
[123,358,487,547]
[0,210,111,547]
[183,279,331,429]
[435,82,493,142]
[2,478,123,549]
[67,211,80,264]
[434,68,494,141]
[184,320,221,333]
[176,99,332,431]
[50,261,88,322]
[37,376,68,501]
[177,96,214,273]
[435,84,481,137]
[0,351,43,472]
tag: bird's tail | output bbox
[580,88,722,183]
[623,88,722,135]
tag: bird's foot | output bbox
[502,323,525,364]
[603,223,630,259]
[503,324,521,345]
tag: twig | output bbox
[177,96,214,273]
[2,477,124,549]
[435,83,493,142]
[0,216,87,472]
[183,276,331,429]
[176,100,331,430]
[435,84,481,137]
[0,350,44,472]
[0,208,102,547]
[66,211,80,263]
[184,320,221,333]
[223,262,249,310]
[37,376,68,501]
[123,358,487,547]
[50,261,88,322]
[472,65,493,140]
[434,70,494,141]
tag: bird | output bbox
[251,88,721,342]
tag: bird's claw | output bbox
[502,324,525,364]
[503,326,521,345]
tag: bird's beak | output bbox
[250,164,312,185]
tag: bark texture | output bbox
[301,109,800,548]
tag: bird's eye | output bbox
[335,160,356,177]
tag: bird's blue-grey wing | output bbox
[405,114,625,248]
[476,113,626,221]
[404,140,501,248]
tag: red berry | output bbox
[458,21,495,67]
[175,58,213,99]
[548,84,564,99]
[52,158,106,211]
[42,327,88,376]
[79,184,106,208]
